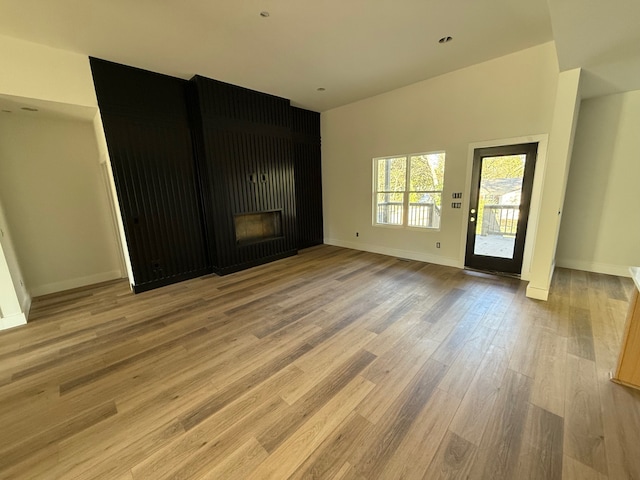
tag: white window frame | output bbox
[372,151,445,230]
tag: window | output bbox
[373,152,445,229]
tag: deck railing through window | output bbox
[377,202,439,228]
[481,205,519,235]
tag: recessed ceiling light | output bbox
[260,11,270,17]
[317,87,326,92]
[21,107,39,112]
[438,36,453,44]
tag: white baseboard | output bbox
[526,284,549,301]
[555,259,632,277]
[525,262,554,301]
[0,312,27,330]
[324,238,461,269]
[30,270,124,297]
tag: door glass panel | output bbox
[473,154,526,259]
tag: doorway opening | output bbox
[465,143,538,275]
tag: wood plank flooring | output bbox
[1,245,639,479]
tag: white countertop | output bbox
[631,266,640,292]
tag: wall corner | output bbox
[526,68,582,300]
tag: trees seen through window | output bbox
[374,152,445,229]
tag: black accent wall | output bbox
[189,75,298,275]
[292,107,323,249]
[90,58,322,291]
[90,59,210,293]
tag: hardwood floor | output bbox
[1,245,639,479]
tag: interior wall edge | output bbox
[525,284,549,301]
[0,200,30,313]
[526,67,582,299]
[0,311,27,331]
[21,294,31,321]
[92,112,132,286]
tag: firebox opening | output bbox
[234,210,283,245]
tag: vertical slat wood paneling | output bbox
[190,75,298,275]
[92,59,322,289]
[91,58,210,292]
[291,107,323,249]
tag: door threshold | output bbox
[463,266,521,279]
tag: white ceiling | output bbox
[0,0,637,111]
[548,0,640,98]
[0,95,97,121]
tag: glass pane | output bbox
[376,192,404,225]
[377,157,406,192]
[410,153,445,191]
[408,192,441,228]
[474,154,525,258]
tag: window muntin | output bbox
[374,152,445,229]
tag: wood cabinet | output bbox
[612,267,640,390]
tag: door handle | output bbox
[470,217,475,222]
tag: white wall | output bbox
[0,201,29,312]
[0,114,123,296]
[0,33,97,107]
[556,90,640,275]
[321,42,559,268]
[0,34,105,326]
[0,34,132,326]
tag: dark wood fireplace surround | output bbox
[91,59,322,292]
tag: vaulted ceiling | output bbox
[548,0,640,98]
[0,0,637,111]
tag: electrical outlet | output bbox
[356,232,359,237]
[436,242,441,248]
